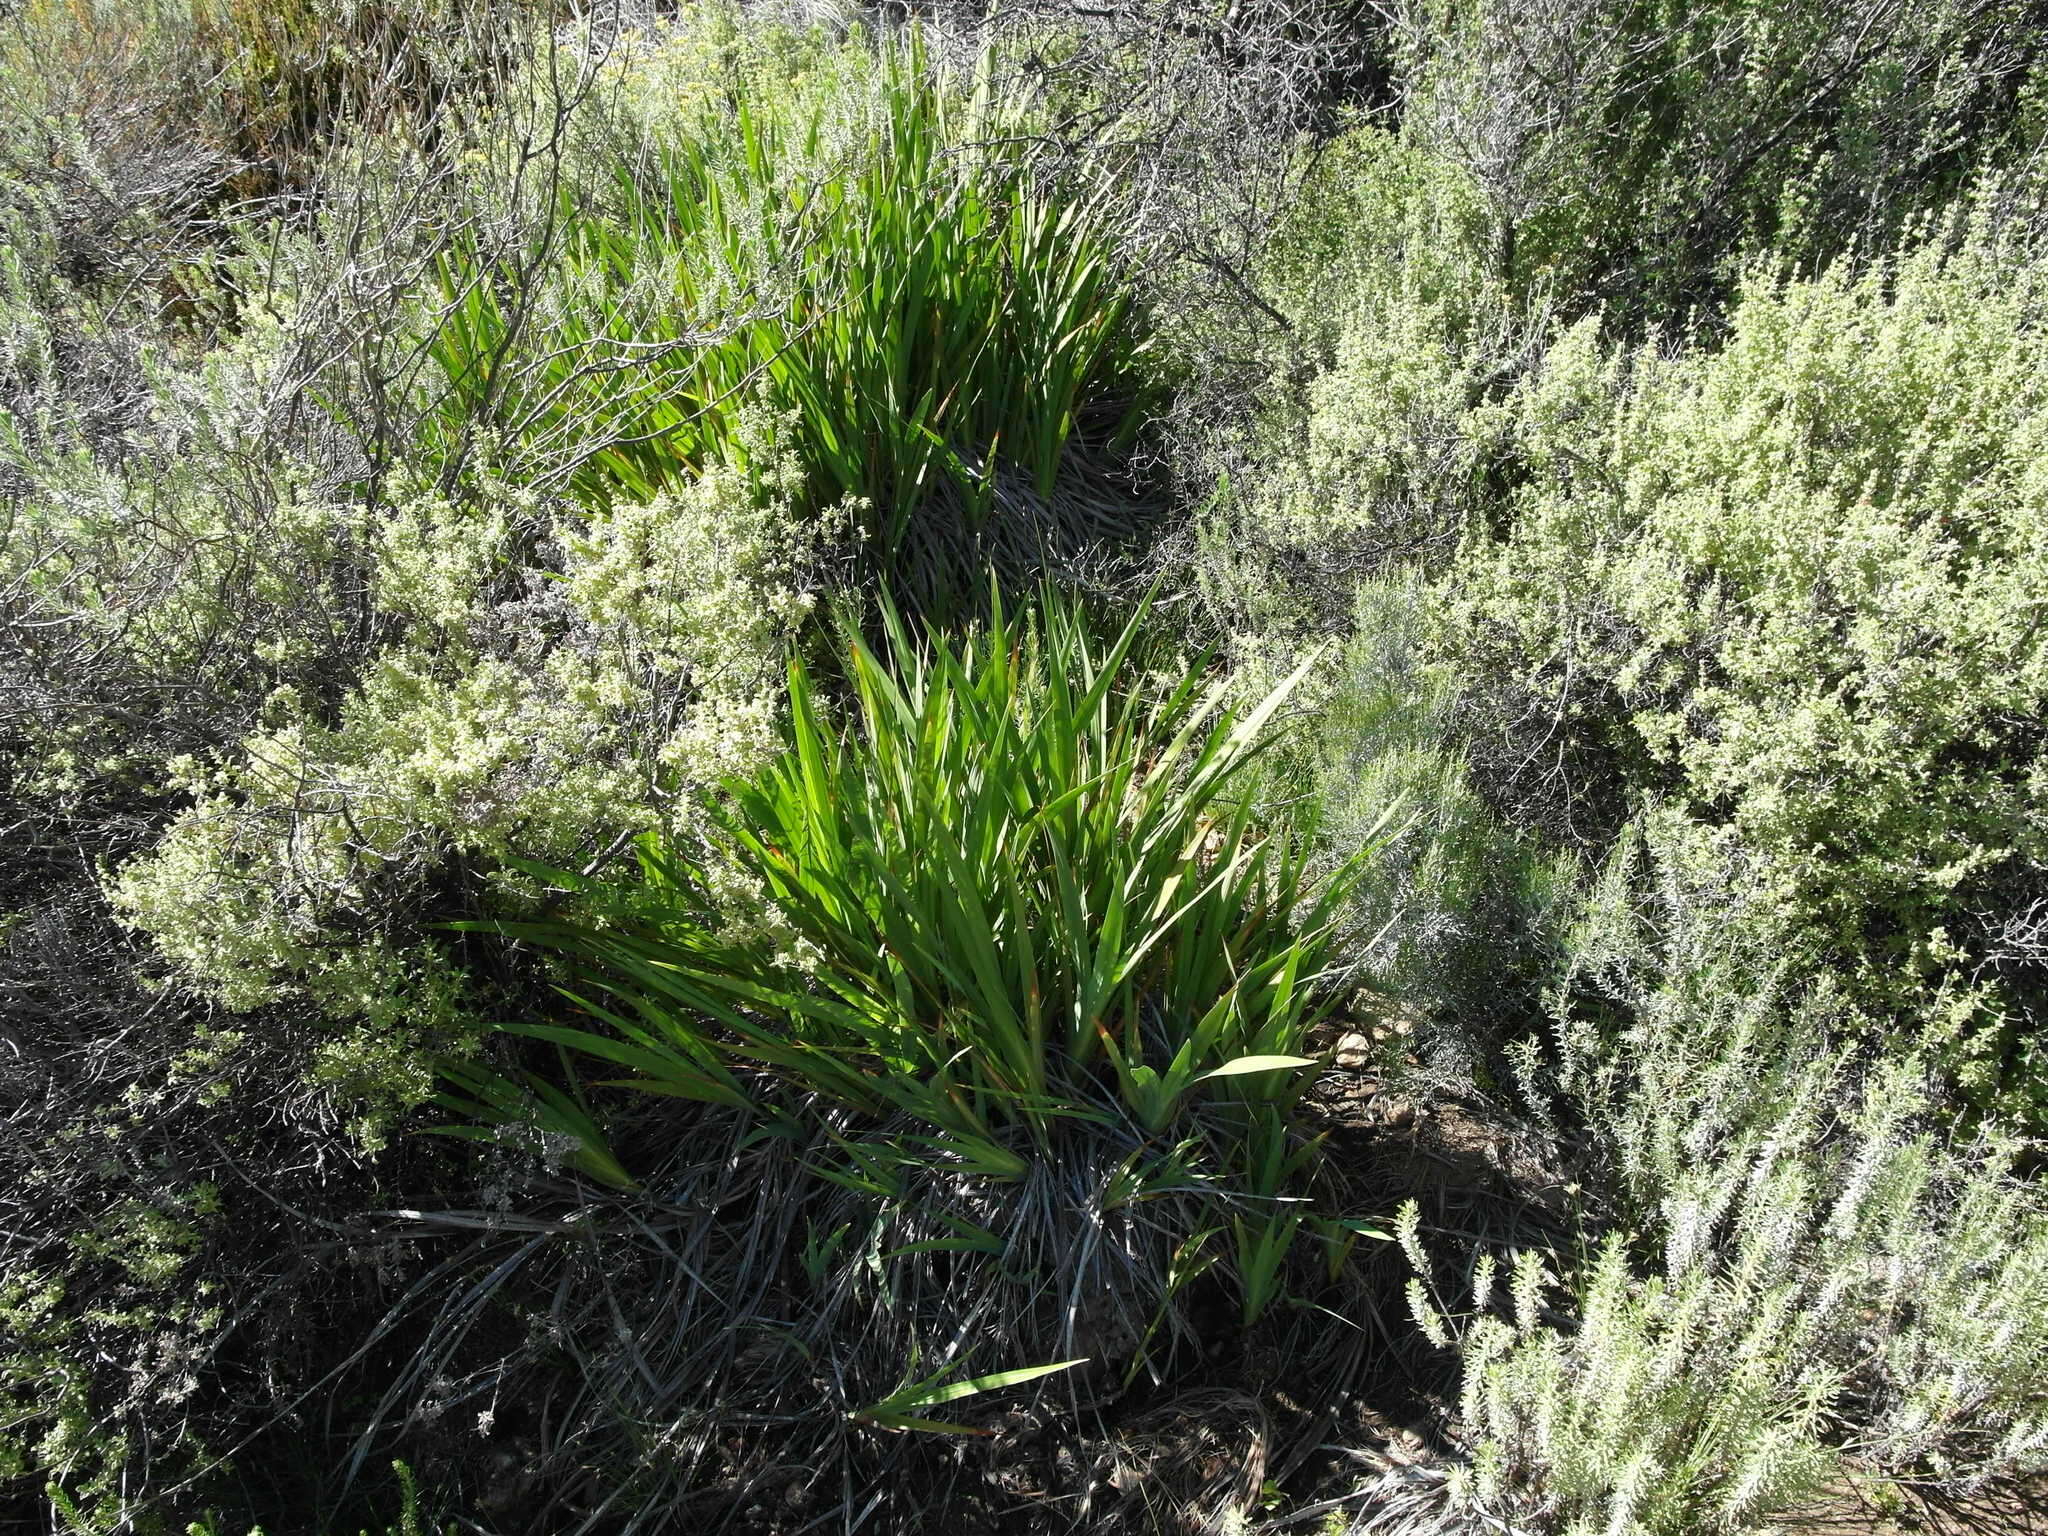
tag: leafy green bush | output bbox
[424,25,1150,599]
[465,585,1381,1324]
[375,589,1399,1525]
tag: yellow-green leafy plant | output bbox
[109,451,822,1118]
[365,588,1398,1526]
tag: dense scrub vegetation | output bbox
[8,0,2048,1532]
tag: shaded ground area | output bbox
[1779,1480,2048,1535]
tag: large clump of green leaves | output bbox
[424,30,1147,589]
[457,587,1380,1320]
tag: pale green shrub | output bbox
[1404,1216,1839,1534]
[1,297,352,799]
[109,450,823,1110]
[1178,0,2048,661]
[1539,829,2048,1481]
[1260,127,1508,366]
[1388,828,2048,1534]
[1159,126,1571,1041]
[0,0,238,289]
[1183,127,1524,639]
[1309,579,1577,1031]
[1432,220,2048,1111]
[4,34,832,1107]
[1257,130,1516,569]
[1391,0,2048,329]
[1,26,839,1512]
